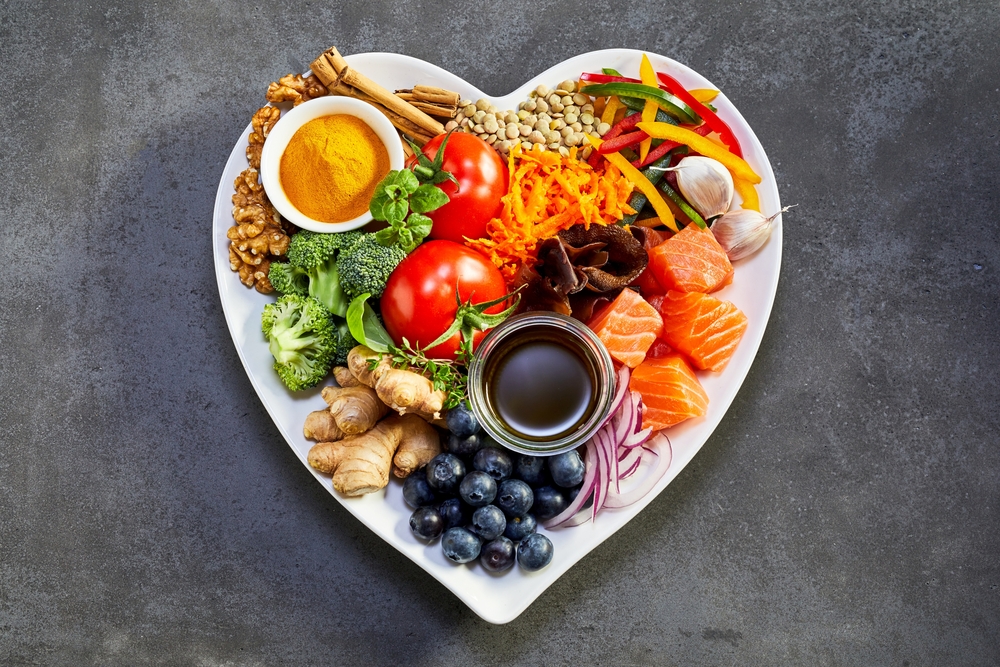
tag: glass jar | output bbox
[467,313,616,456]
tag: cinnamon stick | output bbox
[310,46,444,138]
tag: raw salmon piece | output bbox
[629,354,709,430]
[648,223,734,293]
[587,289,664,368]
[657,290,748,371]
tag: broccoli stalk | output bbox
[261,295,338,391]
[305,255,348,318]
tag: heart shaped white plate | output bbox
[213,49,782,624]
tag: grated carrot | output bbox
[466,144,637,282]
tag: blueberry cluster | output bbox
[404,404,586,573]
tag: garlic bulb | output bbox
[711,206,794,261]
[668,156,734,220]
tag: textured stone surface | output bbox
[1,0,998,664]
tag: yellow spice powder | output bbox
[279,114,390,223]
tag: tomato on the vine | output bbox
[381,240,510,360]
[410,133,507,244]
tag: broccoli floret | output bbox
[261,294,337,391]
[337,234,407,300]
[283,230,366,317]
[268,262,309,296]
[332,320,354,367]
[287,230,364,268]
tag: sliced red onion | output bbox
[599,365,632,430]
[602,434,673,509]
[618,446,645,478]
[621,426,652,450]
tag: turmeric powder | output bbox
[279,114,389,223]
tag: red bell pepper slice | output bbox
[598,130,647,154]
[628,123,712,168]
[602,111,644,142]
[580,72,641,84]
[656,72,743,158]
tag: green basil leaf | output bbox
[369,187,393,221]
[383,169,419,195]
[384,198,408,225]
[346,294,394,354]
[405,213,433,246]
[409,184,450,213]
[374,227,398,247]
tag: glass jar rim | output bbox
[467,312,616,456]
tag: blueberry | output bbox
[517,533,554,571]
[446,432,484,459]
[473,447,513,482]
[446,403,480,438]
[515,455,549,487]
[409,507,444,541]
[425,453,466,496]
[469,505,506,541]
[565,483,583,504]
[480,537,516,572]
[402,469,437,508]
[441,527,482,564]
[531,486,567,521]
[459,470,497,507]
[503,513,537,541]
[438,497,470,530]
[495,479,534,517]
[548,449,585,488]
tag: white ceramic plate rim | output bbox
[213,49,782,624]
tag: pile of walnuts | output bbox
[226,74,328,293]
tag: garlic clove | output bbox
[711,205,794,261]
[670,156,734,220]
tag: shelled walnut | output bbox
[265,73,328,107]
[227,168,289,293]
[246,105,281,170]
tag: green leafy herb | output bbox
[346,293,394,354]
[369,169,448,253]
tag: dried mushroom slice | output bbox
[558,224,648,292]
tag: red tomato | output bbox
[414,133,507,244]
[381,240,509,359]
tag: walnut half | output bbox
[227,167,289,293]
[265,73,329,107]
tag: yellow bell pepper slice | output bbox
[638,53,658,163]
[733,177,760,212]
[636,121,761,184]
[601,95,621,126]
[690,88,719,103]
[586,134,677,232]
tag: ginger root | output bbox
[333,366,361,388]
[347,346,447,420]
[308,414,440,496]
[303,409,344,442]
[391,417,442,478]
[321,384,388,435]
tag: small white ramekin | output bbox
[259,96,404,233]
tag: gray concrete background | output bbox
[1,0,997,664]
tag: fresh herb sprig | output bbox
[383,338,467,410]
[369,130,459,253]
[369,169,447,253]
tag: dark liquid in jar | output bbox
[486,332,597,440]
